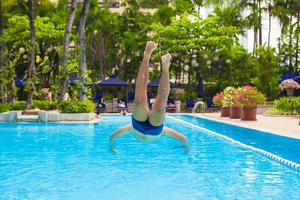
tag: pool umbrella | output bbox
[98,77,128,86]
[293,75,300,84]
[98,77,129,112]
[279,73,296,83]
[15,76,26,86]
[197,76,204,98]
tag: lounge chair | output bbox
[117,98,128,115]
[166,98,176,113]
[206,97,219,112]
[186,99,195,112]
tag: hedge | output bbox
[58,100,95,113]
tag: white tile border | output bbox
[189,113,300,140]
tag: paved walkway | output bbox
[192,113,300,139]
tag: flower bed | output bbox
[213,86,266,120]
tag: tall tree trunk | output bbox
[78,0,90,100]
[268,1,272,47]
[26,0,36,110]
[289,12,293,72]
[258,0,262,45]
[88,33,95,75]
[253,0,257,55]
[0,0,4,103]
[295,10,299,69]
[99,31,105,81]
[58,0,77,101]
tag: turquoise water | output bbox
[0,115,300,199]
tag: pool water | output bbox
[0,115,300,199]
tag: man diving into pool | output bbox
[110,41,189,152]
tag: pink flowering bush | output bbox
[212,92,224,107]
[279,79,300,91]
[237,86,266,108]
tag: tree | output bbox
[267,0,272,47]
[251,46,281,99]
[85,5,120,82]
[118,1,152,84]
[58,0,77,101]
[0,0,4,102]
[152,13,244,89]
[203,0,265,55]
[272,0,300,73]
[26,0,37,109]
[78,0,91,100]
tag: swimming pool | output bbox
[0,115,300,199]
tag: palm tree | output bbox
[26,0,37,109]
[58,0,77,101]
[295,2,300,68]
[267,0,272,47]
[272,0,300,72]
[78,0,91,100]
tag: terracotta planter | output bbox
[286,88,294,96]
[229,106,241,119]
[241,107,257,121]
[220,107,230,117]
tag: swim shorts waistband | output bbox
[132,116,164,136]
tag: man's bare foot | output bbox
[145,41,157,54]
[161,53,172,72]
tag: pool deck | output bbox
[192,113,300,140]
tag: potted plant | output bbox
[238,86,266,120]
[279,79,300,96]
[224,87,241,119]
[213,92,229,117]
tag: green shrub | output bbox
[251,46,281,100]
[264,107,296,115]
[103,93,114,100]
[32,100,57,110]
[59,100,95,113]
[273,97,300,114]
[179,90,197,102]
[10,101,26,110]
[0,104,10,113]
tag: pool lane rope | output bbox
[168,116,300,172]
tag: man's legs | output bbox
[149,53,171,126]
[132,41,157,121]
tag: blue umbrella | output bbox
[197,76,204,98]
[15,76,26,86]
[293,75,300,84]
[279,73,297,83]
[98,77,128,86]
